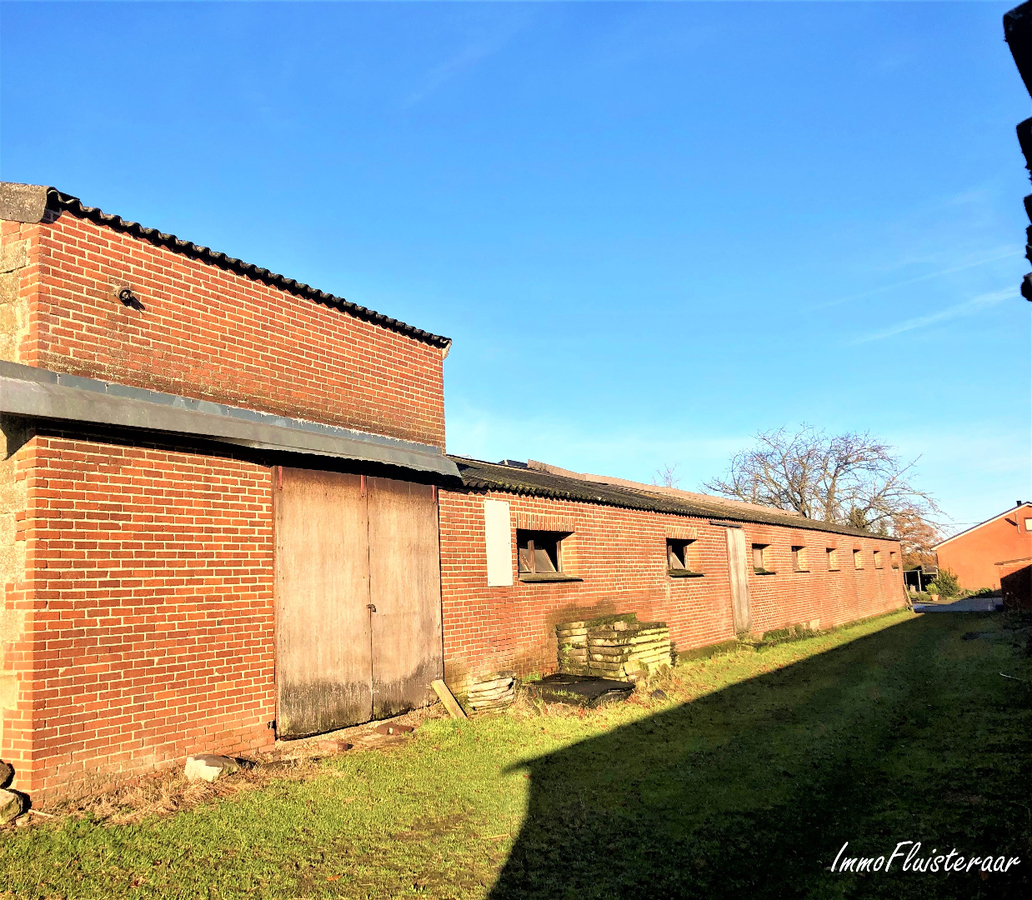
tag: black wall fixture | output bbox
[112,281,145,311]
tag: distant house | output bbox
[934,502,1032,591]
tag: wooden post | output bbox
[432,679,468,719]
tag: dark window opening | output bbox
[792,546,808,572]
[667,538,703,577]
[752,543,774,574]
[517,530,580,582]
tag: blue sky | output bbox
[2,1,1029,532]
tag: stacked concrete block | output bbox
[557,614,673,681]
[555,622,591,674]
[467,671,516,712]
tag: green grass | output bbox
[2,609,1030,899]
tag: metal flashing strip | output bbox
[0,361,460,479]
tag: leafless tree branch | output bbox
[652,463,682,489]
[702,425,942,541]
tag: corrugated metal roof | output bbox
[451,456,883,540]
[10,183,451,350]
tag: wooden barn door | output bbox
[274,468,444,738]
[725,527,752,634]
[367,478,444,718]
[275,469,372,738]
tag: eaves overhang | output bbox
[0,361,460,480]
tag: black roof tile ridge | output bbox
[45,188,451,350]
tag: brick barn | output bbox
[1,183,906,802]
[439,459,905,683]
[0,183,458,800]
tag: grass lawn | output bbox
[1,609,1029,899]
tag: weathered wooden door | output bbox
[275,468,444,738]
[725,527,752,634]
[367,478,443,718]
[275,469,372,738]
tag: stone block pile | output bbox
[0,759,26,825]
[466,671,516,712]
[556,613,673,681]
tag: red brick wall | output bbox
[0,435,276,800]
[8,211,446,447]
[936,507,1032,590]
[439,489,906,682]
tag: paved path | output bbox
[912,595,1000,612]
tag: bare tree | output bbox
[652,463,682,489]
[702,425,940,534]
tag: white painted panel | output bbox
[484,499,514,586]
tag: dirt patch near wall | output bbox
[12,705,447,829]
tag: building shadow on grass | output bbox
[491,614,1032,900]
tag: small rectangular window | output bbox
[667,538,702,577]
[516,530,579,582]
[1025,517,1032,531]
[853,549,864,570]
[792,546,808,572]
[874,550,883,569]
[827,548,839,571]
[890,551,899,569]
[752,543,773,574]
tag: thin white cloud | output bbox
[811,248,1018,310]
[404,43,494,108]
[851,287,1014,344]
[943,187,995,209]
[886,425,1032,532]
[404,19,524,109]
